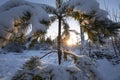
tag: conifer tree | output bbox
[12,57,42,80]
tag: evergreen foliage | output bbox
[2,42,25,53]
[12,55,102,80]
[12,57,43,80]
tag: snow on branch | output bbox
[0,0,50,47]
[64,0,108,20]
[0,0,29,13]
[40,4,57,15]
[12,55,102,80]
[39,49,79,63]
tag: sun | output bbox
[66,38,74,46]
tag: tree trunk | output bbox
[114,37,120,57]
[80,26,85,51]
[111,37,118,57]
[57,16,62,65]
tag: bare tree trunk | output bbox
[111,37,118,57]
[80,26,85,51]
[56,0,63,65]
[57,16,62,65]
[81,26,85,45]
[114,37,120,57]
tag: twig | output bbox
[40,50,57,59]
[39,50,80,63]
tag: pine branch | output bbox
[63,50,79,63]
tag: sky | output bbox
[97,0,120,21]
[0,0,120,44]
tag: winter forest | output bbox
[0,0,120,80]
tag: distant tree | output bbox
[45,37,53,45]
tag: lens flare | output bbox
[66,39,74,46]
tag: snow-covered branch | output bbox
[0,0,50,47]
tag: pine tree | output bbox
[12,57,42,80]
[41,0,120,64]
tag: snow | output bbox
[0,0,120,80]
[64,0,99,14]
[75,0,99,14]
[95,9,108,20]
[76,55,103,80]
[63,0,108,20]
[97,59,120,80]
[41,65,70,80]
[0,0,28,13]
[0,0,50,46]
[0,49,120,80]
[0,5,32,30]
[0,50,52,79]
[0,50,71,79]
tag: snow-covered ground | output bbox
[97,59,120,80]
[0,50,53,80]
[0,50,120,80]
